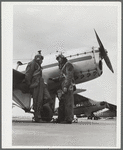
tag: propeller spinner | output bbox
[94,29,114,73]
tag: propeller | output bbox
[94,29,114,73]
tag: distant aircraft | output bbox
[54,94,117,120]
[13,30,116,121]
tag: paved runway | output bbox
[12,117,116,148]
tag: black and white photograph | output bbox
[2,2,121,148]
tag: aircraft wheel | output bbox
[73,118,78,123]
[94,116,98,120]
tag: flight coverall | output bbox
[25,59,52,121]
[58,62,74,123]
[57,89,65,122]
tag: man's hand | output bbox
[49,78,53,81]
[57,89,63,100]
[63,87,67,93]
[22,79,26,83]
[49,77,59,82]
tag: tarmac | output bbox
[12,116,117,148]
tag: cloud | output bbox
[13,4,118,59]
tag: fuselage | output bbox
[16,47,103,91]
[42,47,103,87]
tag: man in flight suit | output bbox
[56,54,75,124]
[24,51,53,123]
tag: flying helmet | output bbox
[34,50,44,61]
[56,53,66,61]
[56,52,67,69]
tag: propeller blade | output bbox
[103,55,114,73]
[94,29,114,73]
[94,29,105,53]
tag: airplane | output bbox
[54,94,117,120]
[73,94,116,119]
[13,30,116,122]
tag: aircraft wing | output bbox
[73,89,86,94]
[74,94,92,106]
[13,69,32,112]
[74,94,117,117]
[106,103,117,112]
[13,69,25,88]
[13,69,30,93]
[12,101,21,108]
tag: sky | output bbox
[2,2,121,117]
[13,3,119,61]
